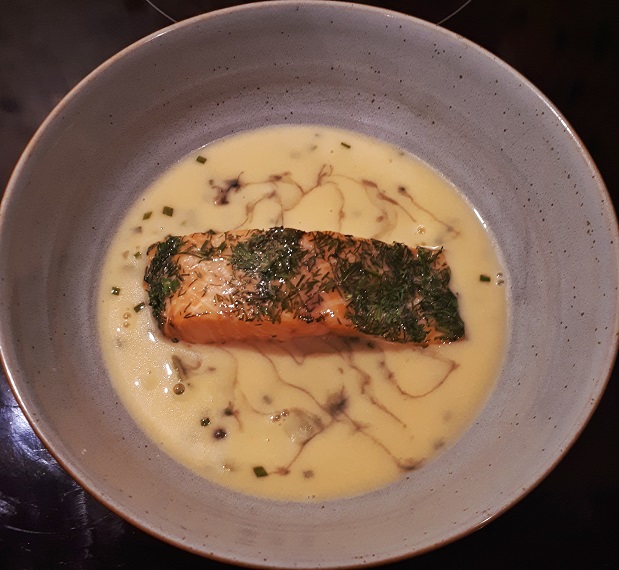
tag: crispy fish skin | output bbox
[144,228,465,345]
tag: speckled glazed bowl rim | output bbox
[1,1,618,567]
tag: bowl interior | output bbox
[1,2,617,567]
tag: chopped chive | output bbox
[111,286,121,295]
[200,417,210,427]
[196,155,207,164]
[143,211,152,220]
[133,251,142,259]
[479,274,491,282]
[253,466,268,478]
[340,142,351,149]
[162,206,174,217]
[134,302,146,312]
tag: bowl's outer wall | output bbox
[1,2,617,567]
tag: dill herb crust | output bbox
[144,236,183,324]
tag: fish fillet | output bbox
[144,228,464,344]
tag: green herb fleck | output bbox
[479,274,491,282]
[341,142,351,149]
[133,251,142,259]
[162,206,174,217]
[200,417,210,427]
[111,286,120,296]
[196,155,207,164]
[143,211,152,220]
[253,466,268,478]
[133,302,146,312]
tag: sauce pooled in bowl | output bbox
[98,125,507,500]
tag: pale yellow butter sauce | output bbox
[98,125,507,501]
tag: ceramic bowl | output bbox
[1,1,617,567]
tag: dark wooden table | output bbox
[1,1,617,568]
